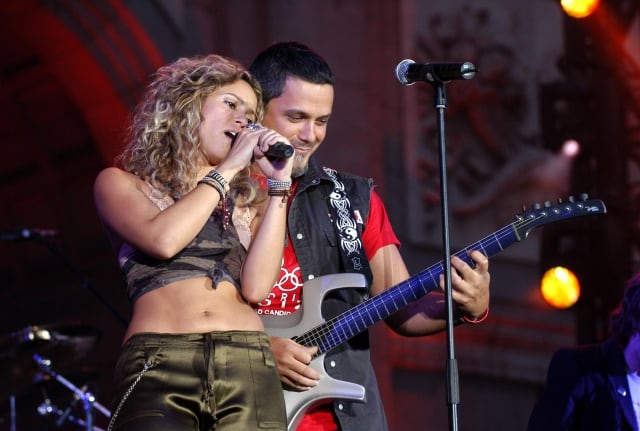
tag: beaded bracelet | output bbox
[267,178,292,202]
[197,169,229,200]
[461,307,489,324]
[197,170,231,229]
[267,178,292,189]
[198,177,226,200]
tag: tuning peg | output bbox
[532,203,542,210]
[544,201,552,207]
[568,195,575,203]
[579,193,589,201]
[557,197,563,204]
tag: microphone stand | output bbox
[395,58,478,431]
[430,79,460,431]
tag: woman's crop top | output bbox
[118,187,246,303]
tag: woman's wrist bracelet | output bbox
[267,178,292,189]
[197,169,230,200]
[267,178,292,202]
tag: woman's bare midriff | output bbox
[123,276,264,343]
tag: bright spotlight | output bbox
[560,0,600,18]
[541,266,581,309]
[561,139,581,158]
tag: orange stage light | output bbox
[541,266,581,309]
[560,0,600,18]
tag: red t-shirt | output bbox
[254,187,399,316]
[253,181,400,430]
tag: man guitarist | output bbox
[249,41,491,431]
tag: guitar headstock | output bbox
[513,194,606,239]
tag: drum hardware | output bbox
[0,322,101,401]
[33,354,110,431]
[0,323,106,430]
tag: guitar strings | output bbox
[294,203,588,355]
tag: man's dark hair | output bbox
[609,272,640,346]
[249,41,335,106]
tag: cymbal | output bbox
[0,322,101,399]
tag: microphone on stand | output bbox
[395,59,478,85]
[0,228,58,241]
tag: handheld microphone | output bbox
[0,228,58,241]
[264,142,294,159]
[395,59,478,85]
[225,131,294,159]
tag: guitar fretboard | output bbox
[290,198,605,356]
[294,223,521,355]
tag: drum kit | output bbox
[0,322,111,430]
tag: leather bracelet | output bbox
[198,176,226,200]
[204,169,230,193]
[198,169,229,199]
[267,178,292,203]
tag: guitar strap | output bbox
[323,167,372,284]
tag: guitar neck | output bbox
[294,223,519,355]
[267,196,605,430]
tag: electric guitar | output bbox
[261,195,606,430]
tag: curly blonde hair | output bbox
[117,54,263,200]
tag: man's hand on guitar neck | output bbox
[269,336,320,390]
[444,251,491,321]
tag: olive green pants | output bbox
[108,331,286,431]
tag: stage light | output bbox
[541,266,581,309]
[561,139,581,158]
[560,0,600,18]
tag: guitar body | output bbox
[261,273,369,430]
[262,196,607,431]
